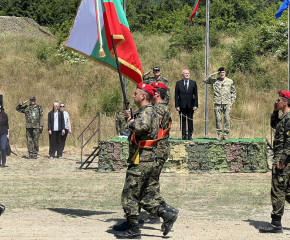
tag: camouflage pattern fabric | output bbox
[203,76,236,104]
[271,165,290,218]
[26,128,40,156]
[143,76,170,104]
[271,111,290,165]
[270,111,290,219]
[214,104,231,136]
[16,104,44,128]
[121,162,157,223]
[128,104,159,163]
[115,111,130,135]
[139,102,171,209]
[121,103,159,223]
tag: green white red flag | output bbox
[64,0,143,84]
[190,0,201,21]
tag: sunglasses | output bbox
[60,106,65,107]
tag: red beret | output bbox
[278,90,290,99]
[137,83,156,98]
[151,82,167,91]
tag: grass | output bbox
[0,150,273,221]
[0,27,287,149]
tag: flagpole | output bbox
[205,0,210,138]
[123,0,127,108]
[111,35,129,109]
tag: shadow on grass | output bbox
[243,219,290,231]
[47,208,115,218]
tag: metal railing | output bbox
[77,112,102,164]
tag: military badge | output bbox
[142,84,146,88]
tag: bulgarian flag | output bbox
[64,0,143,84]
[190,0,201,21]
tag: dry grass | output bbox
[0,31,286,150]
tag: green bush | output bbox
[229,33,257,73]
[100,88,122,116]
[259,22,288,61]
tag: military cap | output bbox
[29,96,36,100]
[153,66,160,71]
[278,90,290,99]
[151,82,167,91]
[218,67,225,72]
[137,83,156,98]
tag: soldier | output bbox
[259,90,290,234]
[115,110,130,136]
[203,67,236,141]
[115,83,178,239]
[140,81,176,224]
[16,96,44,159]
[143,66,170,104]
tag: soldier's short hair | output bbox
[156,87,166,100]
[281,97,290,107]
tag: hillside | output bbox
[0,16,287,150]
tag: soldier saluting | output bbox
[16,96,43,159]
[143,66,170,104]
[260,90,290,234]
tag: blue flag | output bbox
[276,0,290,19]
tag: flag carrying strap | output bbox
[130,120,172,164]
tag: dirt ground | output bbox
[0,147,290,240]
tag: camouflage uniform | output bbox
[16,104,44,157]
[270,111,290,222]
[121,103,160,225]
[143,76,170,104]
[140,102,171,208]
[115,111,130,135]
[203,76,236,137]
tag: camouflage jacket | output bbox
[203,76,236,104]
[154,102,171,161]
[16,104,44,128]
[128,103,159,162]
[143,76,170,104]
[271,110,290,165]
[115,111,130,135]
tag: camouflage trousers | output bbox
[121,162,164,224]
[271,164,290,219]
[141,142,170,205]
[214,104,231,136]
[26,128,40,156]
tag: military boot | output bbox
[115,222,141,239]
[113,221,130,231]
[0,204,5,216]
[144,214,161,224]
[259,223,283,233]
[217,135,223,141]
[157,204,178,236]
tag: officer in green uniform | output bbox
[16,96,44,159]
[143,67,170,104]
[259,90,290,234]
[115,83,178,239]
[203,67,236,141]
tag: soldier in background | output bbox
[115,110,130,136]
[16,96,43,159]
[143,66,170,104]
[140,82,178,224]
[203,67,236,141]
[259,90,290,234]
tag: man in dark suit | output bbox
[175,69,198,140]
